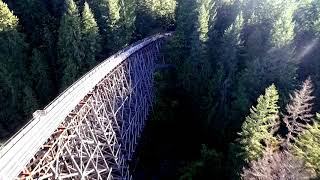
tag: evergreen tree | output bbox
[164,0,197,66]
[239,85,280,163]
[86,0,108,40]
[292,113,320,175]
[195,0,214,43]
[12,0,57,106]
[179,0,218,129]
[22,86,39,116]
[0,0,37,139]
[284,78,315,145]
[0,1,18,31]
[232,0,297,121]
[57,0,82,89]
[119,0,136,44]
[81,2,101,72]
[136,0,176,37]
[214,12,244,126]
[232,47,296,119]
[88,0,130,54]
[241,0,296,59]
[148,0,176,20]
[182,0,216,94]
[269,0,296,48]
[30,49,54,106]
[107,0,121,27]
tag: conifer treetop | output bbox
[239,84,280,162]
[65,0,79,16]
[82,2,99,33]
[0,0,19,32]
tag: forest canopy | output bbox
[1,0,320,179]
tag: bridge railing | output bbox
[0,33,171,179]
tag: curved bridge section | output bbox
[0,33,171,180]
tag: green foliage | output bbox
[30,49,54,106]
[11,0,57,106]
[179,145,223,180]
[242,0,296,59]
[292,114,320,175]
[196,0,215,43]
[179,0,218,129]
[107,0,121,27]
[225,143,244,180]
[294,1,320,110]
[120,0,136,44]
[138,0,176,22]
[0,0,38,139]
[1,0,320,179]
[22,86,38,115]
[58,0,83,89]
[213,12,244,123]
[239,84,280,162]
[136,0,176,37]
[89,0,135,54]
[86,0,108,35]
[269,0,296,48]
[164,0,196,66]
[232,47,296,119]
[81,2,101,71]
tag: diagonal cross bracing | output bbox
[0,33,171,180]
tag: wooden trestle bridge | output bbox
[0,33,171,180]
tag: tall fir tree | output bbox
[180,0,218,130]
[86,0,107,52]
[239,84,280,163]
[107,0,121,27]
[119,0,136,44]
[58,0,83,89]
[105,0,121,52]
[81,2,101,72]
[214,12,244,127]
[181,0,216,94]
[164,0,197,66]
[0,0,38,139]
[30,49,54,106]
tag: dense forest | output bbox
[1,0,320,179]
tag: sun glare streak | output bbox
[297,39,318,62]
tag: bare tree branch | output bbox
[242,150,315,180]
[284,77,315,145]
